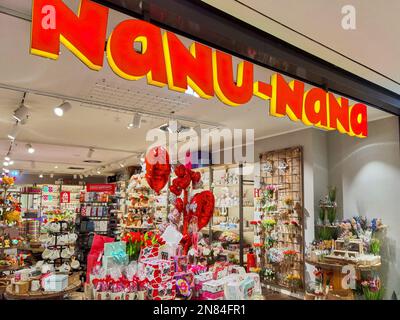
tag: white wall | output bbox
[327,116,400,298]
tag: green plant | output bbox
[370,238,380,255]
[328,186,336,202]
[327,206,336,224]
[318,226,334,240]
[318,207,325,223]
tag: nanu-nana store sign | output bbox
[30,0,368,138]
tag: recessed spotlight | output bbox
[13,104,30,122]
[4,156,10,161]
[54,165,58,169]
[26,143,35,154]
[54,101,72,117]
[96,169,101,174]
[7,123,19,140]
[39,173,43,178]
[3,161,9,167]
[8,160,14,165]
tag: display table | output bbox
[305,258,381,300]
[4,280,81,300]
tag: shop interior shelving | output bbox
[75,191,120,267]
[200,163,254,266]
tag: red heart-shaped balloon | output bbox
[174,164,187,178]
[145,146,170,194]
[190,190,215,230]
[175,198,184,213]
[169,184,182,197]
[175,173,191,190]
[190,171,201,185]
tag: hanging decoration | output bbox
[145,146,171,194]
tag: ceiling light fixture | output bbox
[54,165,58,169]
[3,161,9,167]
[4,156,10,161]
[39,173,43,178]
[119,163,125,168]
[8,160,14,165]
[26,143,35,154]
[54,101,72,117]
[13,104,30,123]
[159,120,190,134]
[127,112,142,129]
[96,169,101,175]
[7,123,19,140]
[87,148,94,158]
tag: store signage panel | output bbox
[86,183,116,194]
[29,0,368,138]
[60,191,70,203]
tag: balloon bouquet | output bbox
[144,146,214,255]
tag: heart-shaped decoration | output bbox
[190,171,201,185]
[174,164,187,178]
[190,190,215,230]
[169,184,182,197]
[175,172,191,190]
[145,146,171,194]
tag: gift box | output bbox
[194,271,213,298]
[104,241,126,257]
[201,290,224,300]
[228,265,246,275]
[139,246,160,261]
[42,274,68,292]
[202,279,225,293]
[194,271,213,284]
[142,259,174,284]
[246,273,261,295]
[212,265,228,280]
[224,276,255,300]
[146,279,176,300]
[102,253,129,270]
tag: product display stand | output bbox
[258,146,305,292]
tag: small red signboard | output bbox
[60,191,71,204]
[86,183,116,194]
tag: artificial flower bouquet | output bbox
[283,249,298,263]
[122,231,143,261]
[361,276,384,300]
[139,231,166,261]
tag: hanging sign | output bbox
[60,191,70,203]
[29,0,368,138]
[86,183,116,194]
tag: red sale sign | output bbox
[60,191,70,203]
[86,183,116,194]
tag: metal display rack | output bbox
[258,146,305,291]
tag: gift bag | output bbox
[86,234,114,283]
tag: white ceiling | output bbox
[202,0,400,94]
[0,0,392,176]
